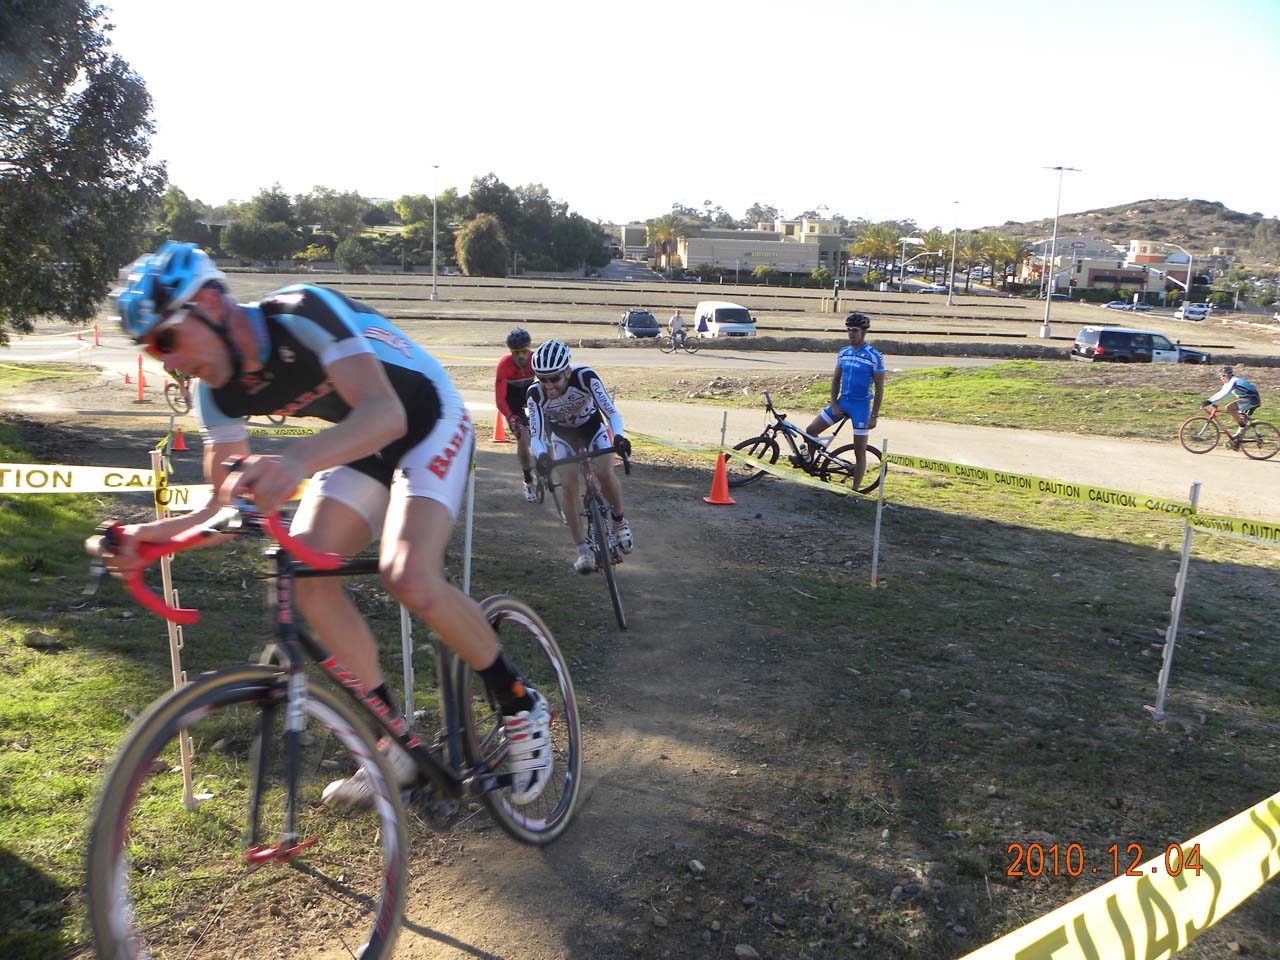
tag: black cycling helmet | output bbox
[1220,365,1235,377]
[845,313,871,330]
[506,328,531,351]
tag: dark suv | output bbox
[619,309,660,338]
[1070,326,1210,364]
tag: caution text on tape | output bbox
[1188,513,1280,549]
[885,452,1192,516]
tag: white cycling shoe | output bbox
[503,689,553,805]
[522,481,539,503]
[615,517,633,554]
[322,737,417,808]
[573,544,595,575]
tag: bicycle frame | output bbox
[760,391,848,471]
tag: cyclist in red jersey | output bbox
[495,328,538,501]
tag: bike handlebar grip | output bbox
[262,513,341,570]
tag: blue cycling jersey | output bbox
[836,343,885,402]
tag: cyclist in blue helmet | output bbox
[94,244,554,809]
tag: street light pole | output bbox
[1162,241,1194,307]
[1039,165,1081,338]
[898,237,922,285]
[430,163,440,302]
[946,201,959,307]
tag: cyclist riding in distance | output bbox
[526,339,633,574]
[669,308,685,350]
[87,242,552,808]
[804,312,885,490]
[1205,365,1262,448]
[494,328,538,501]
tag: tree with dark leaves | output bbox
[0,0,164,342]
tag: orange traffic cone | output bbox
[173,427,188,452]
[124,372,131,384]
[492,416,508,443]
[703,453,736,505]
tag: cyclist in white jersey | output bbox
[89,242,552,809]
[804,312,885,491]
[526,339,633,574]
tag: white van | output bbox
[693,300,756,338]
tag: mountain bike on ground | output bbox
[725,390,883,494]
[545,445,631,631]
[658,329,700,355]
[1179,403,1280,460]
[84,502,581,960]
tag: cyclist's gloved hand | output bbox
[614,436,631,458]
[535,453,551,477]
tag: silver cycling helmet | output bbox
[532,339,571,376]
[1220,365,1234,377]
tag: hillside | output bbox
[985,198,1278,262]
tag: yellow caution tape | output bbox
[1188,513,1280,548]
[959,787,1280,959]
[885,452,1193,516]
[0,463,169,493]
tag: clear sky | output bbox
[100,0,1279,232]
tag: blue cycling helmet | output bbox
[115,242,225,342]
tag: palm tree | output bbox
[646,213,696,270]
[852,224,898,276]
[959,232,987,293]
[990,236,1031,290]
[922,228,949,281]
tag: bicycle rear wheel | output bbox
[658,338,676,354]
[1178,416,1220,454]
[1239,420,1280,460]
[85,665,407,960]
[822,443,885,495]
[725,435,779,487]
[456,596,582,845]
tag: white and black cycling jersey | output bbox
[526,367,623,459]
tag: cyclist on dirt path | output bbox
[495,328,539,501]
[1205,365,1262,448]
[526,338,633,574]
[87,241,552,808]
[804,312,885,491]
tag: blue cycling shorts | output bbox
[822,397,873,435]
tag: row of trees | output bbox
[157,173,612,277]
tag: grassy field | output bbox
[2,359,1279,957]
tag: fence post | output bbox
[870,438,888,588]
[1145,481,1200,721]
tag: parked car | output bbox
[1069,326,1210,365]
[1130,302,1154,312]
[1048,293,1072,301]
[693,300,756,337]
[1174,304,1211,321]
[917,283,948,294]
[619,309,660,338]
[1101,300,1131,311]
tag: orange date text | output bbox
[1005,842,1202,878]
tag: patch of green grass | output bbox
[0,362,97,391]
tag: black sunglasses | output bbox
[150,324,181,355]
[537,372,566,384]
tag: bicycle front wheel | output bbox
[164,381,190,415]
[725,435,779,487]
[86,665,408,960]
[588,495,627,630]
[1178,416,1220,454]
[683,337,700,355]
[822,443,885,495]
[1239,421,1280,460]
[456,596,583,845]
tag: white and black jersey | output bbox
[526,367,624,459]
